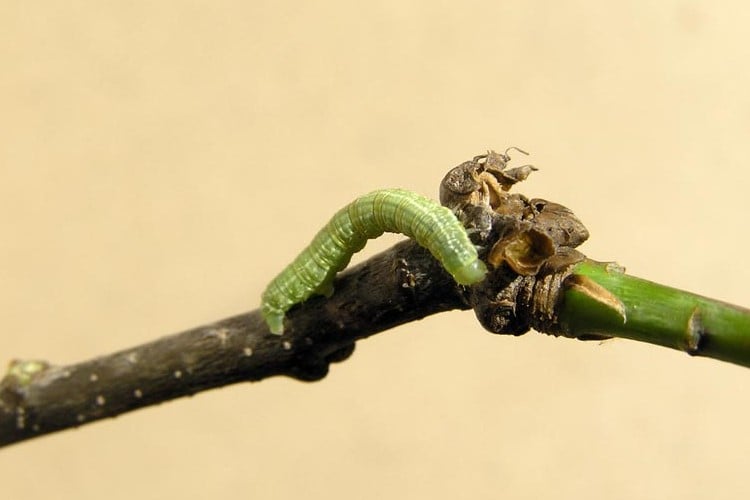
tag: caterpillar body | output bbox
[261,188,487,334]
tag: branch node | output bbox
[440,152,591,339]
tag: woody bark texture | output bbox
[0,240,472,448]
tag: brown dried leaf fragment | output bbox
[439,149,537,211]
[488,228,556,275]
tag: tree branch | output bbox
[3,149,749,449]
[0,240,466,448]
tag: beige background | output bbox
[2,1,750,498]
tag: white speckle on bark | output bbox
[210,327,230,347]
[134,389,143,398]
[126,352,139,364]
[173,370,182,379]
[282,341,292,350]
[76,414,86,423]
[89,373,99,382]
[243,347,253,357]
[96,395,106,406]
[32,424,40,432]
[16,408,25,428]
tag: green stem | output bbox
[558,260,750,368]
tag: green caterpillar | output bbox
[261,188,487,334]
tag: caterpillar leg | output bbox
[263,310,285,334]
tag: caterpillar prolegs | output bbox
[260,188,487,334]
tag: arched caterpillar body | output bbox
[261,188,487,334]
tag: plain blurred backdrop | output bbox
[2,1,749,498]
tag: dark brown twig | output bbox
[0,240,468,448]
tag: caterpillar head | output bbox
[450,258,488,285]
